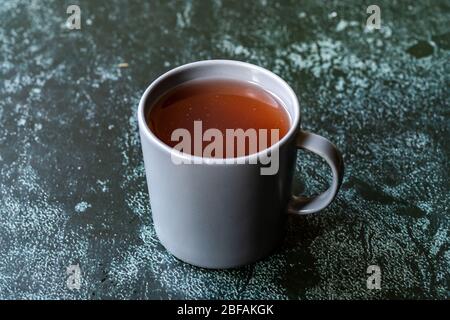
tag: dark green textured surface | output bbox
[0,0,449,299]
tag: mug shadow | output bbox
[273,195,354,299]
[162,196,354,299]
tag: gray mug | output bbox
[138,60,344,268]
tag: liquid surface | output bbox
[147,79,291,158]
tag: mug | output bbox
[137,60,344,268]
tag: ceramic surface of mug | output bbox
[138,60,344,268]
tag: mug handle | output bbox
[288,130,344,215]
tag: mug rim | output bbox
[137,59,301,165]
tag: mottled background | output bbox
[0,0,449,299]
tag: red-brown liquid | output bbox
[147,79,290,158]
